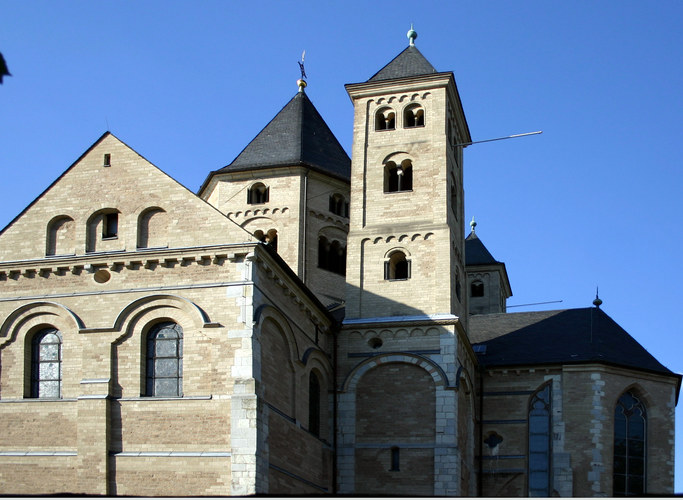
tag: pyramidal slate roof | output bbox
[217,91,350,181]
[368,45,439,82]
[470,308,680,383]
[465,231,500,266]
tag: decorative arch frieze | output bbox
[369,233,433,245]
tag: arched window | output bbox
[384,160,413,193]
[329,193,349,218]
[146,322,183,397]
[86,209,120,252]
[247,183,269,204]
[471,280,484,297]
[137,207,168,249]
[30,328,63,399]
[309,371,321,437]
[46,215,75,256]
[528,383,551,497]
[385,251,410,280]
[375,107,395,131]
[614,391,646,496]
[318,236,346,276]
[404,104,425,128]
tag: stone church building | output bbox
[0,30,679,496]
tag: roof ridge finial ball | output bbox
[407,24,417,46]
[470,216,477,232]
[297,79,307,93]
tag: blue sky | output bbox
[1,0,682,491]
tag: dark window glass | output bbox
[146,322,183,397]
[103,153,111,167]
[308,372,321,437]
[31,328,63,398]
[614,392,646,496]
[528,384,551,497]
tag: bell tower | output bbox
[344,28,472,321]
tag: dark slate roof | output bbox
[470,308,679,379]
[368,45,438,82]
[216,91,350,181]
[465,231,500,266]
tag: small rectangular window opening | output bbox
[390,447,400,471]
[103,213,118,239]
[103,153,111,167]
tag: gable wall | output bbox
[0,135,244,262]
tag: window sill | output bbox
[383,190,413,194]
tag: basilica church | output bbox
[0,29,678,496]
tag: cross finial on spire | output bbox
[407,24,417,46]
[297,50,307,92]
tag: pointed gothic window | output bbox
[614,391,646,496]
[146,322,183,397]
[30,328,63,399]
[528,383,551,497]
[247,183,269,204]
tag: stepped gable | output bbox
[215,91,350,181]
[470,307,681,381]
[368,45,439,82]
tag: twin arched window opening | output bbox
[384,160,413,193]
[404,104,425,128]
[375,104,424,131]
[329,193,349,218]
[254,228,278,252]
[384,250,410,280]
[146,322,183,398]
[318,236,346,276]
[247,183,269,204]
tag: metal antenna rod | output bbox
[455,130,542,147]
